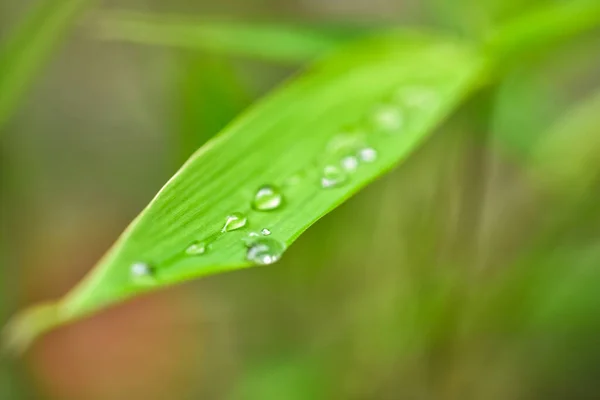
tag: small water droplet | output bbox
[261,228,271,236]
[249,232,260,237]
[185,240,210,255]
[373,104,403,132]
[246,237,286,265]
[130,262,156,284]
[358,147,378,163]
[396,87,440,109]
[222,212,247,232]
[326,131,364,155]
[321,165,348,189]
[340,155,359,172]
[284,175,300,187]
[252,185,283,211]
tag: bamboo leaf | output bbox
[3,31,487,352]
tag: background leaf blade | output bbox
[94,11,374,63]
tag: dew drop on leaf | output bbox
[185,240,210,256]
[326,131,364,155]
[340,155,359,172]
[396,86,440,109]
[321,165,348,189]
[283,171,305,187]
[358,147,378,163]
[261,228,271,236]
[222,212,248,232]
[372,104,404,132]
[246,237,286,265]
[252,185,284,211]
[130,262,156,285]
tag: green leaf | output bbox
[172,54,250,165]
[532,90,600,194]
[428,0,552,38]
[0,0,91,128]
[3,31,487,352]
[485,0,600,63]
[491,67,557,158]
[93,11,374,64]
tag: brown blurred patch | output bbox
[27,289,203,400]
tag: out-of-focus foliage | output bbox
[172,55,250,164]
[94,11,370,64]
[533,90,600,194]
[0,0,91,128]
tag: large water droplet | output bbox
[130,262,156,284]
[222,212,247,232]
[373,104,403,132]
[261,228,271,236]
[185,240,210,256]
[340,155,359,172]
[246,237,286,265]
[321,165,347,189]
[358,147,378,163]
[252,185,283,211]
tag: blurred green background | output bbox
[1,0,600,399]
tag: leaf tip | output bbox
[2,302,61,356]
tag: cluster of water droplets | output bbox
[130,189,288,282]
[130,85,440,283]
[316,84,440,190]
[319,145,379,189]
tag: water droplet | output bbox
[246,237,286,265]
[340,155,359,172]
[222,212,247,232]
[284,175,301,187]
[396,87,440,109]
[326,131,364,155]
[249,232,260,238]
[321,165,348,189]
[373,104,403,132]
[358,147,378,163]
[252,185,283,211]
[261,228,271,236]
[185,240,210,256]
[130,262,156,284]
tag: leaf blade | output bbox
[94,11,375,63]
